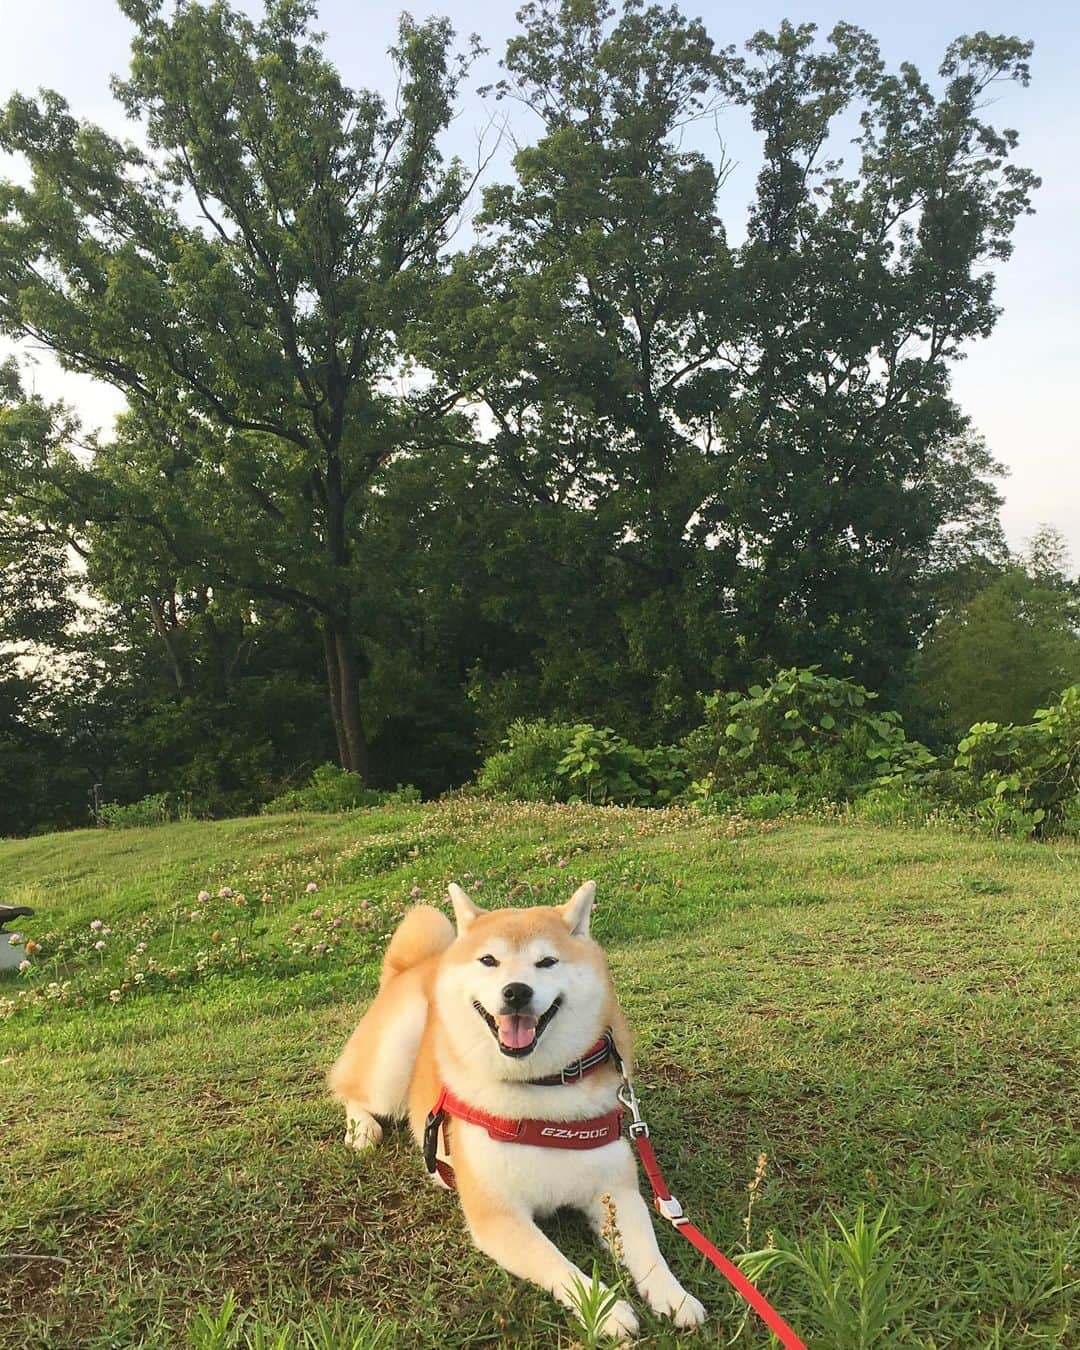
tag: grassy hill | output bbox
[1,800,1077,1348]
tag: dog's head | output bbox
[434,881,613,1079]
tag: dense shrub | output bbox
[639,744,692,806]
[949,685,1080,837]
[474,677,1080,839]
[685,668,934,807]
[97,793,172,828]
[475,720,689,806]
[851,784,952,829]
[701,788,801,820]
[474,720,579,803]
[557,726,688,806]
[263,764,420,814]
[556,724,647,804]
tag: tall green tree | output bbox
[917,530,1080,732]
[0,0,477,776]
[0,362,330,827]
[0,363,79,653]
[422,1,1035,732]
[0,362,85,832]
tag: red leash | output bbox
[619,1080,808,1350]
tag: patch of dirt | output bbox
[0,1252,75,1329]
[644,1060,713,1086]
[1049,1171,1080,1199]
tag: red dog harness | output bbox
[424,1033,620,1187]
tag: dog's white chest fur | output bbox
[454,1126,637,1217]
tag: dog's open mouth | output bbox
[473,997,562,1057]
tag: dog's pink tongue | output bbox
[497,1013,537,1050]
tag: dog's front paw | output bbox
[642,1275,706,1328]
[596,1298,639,1341]
[344,1109,382,1151]
[668,1290,706,1329]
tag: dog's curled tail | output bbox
[379,904,454,988]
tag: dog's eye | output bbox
[478,954,499,968]
[535,956,559,969]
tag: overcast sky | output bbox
[1,0,1077,564]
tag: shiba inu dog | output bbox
[329,881,706,1340]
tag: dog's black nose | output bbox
[501,982,533,1010]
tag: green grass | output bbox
[1,799,1077,1348]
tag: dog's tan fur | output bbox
[329,882,705,1340]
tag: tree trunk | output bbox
[321,444,368,777]
[146,593,195,699]
[200,605,230,699]
[321,613,369,779]
[320,618,348,768]
[333,614,369,779]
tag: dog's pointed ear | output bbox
[448,882,482,933]
[561,881,596,938]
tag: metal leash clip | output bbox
[617,1077,649,1138]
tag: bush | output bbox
[950,685,1080,837]
[852,784,947,829]
[97,793,172,828]
[475,679,1080,838]
[737,789,801,820]
[697,787,801,819]
[556,725,652,805]
[640,744,692,806]
[685,667,934,807]
[475,720,579,802]
[475,720,689,806]
[263,764,420,814]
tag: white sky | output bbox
[1,0,1077,563]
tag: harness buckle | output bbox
[423,1109,443,1175]
[560,1060,584,1084]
